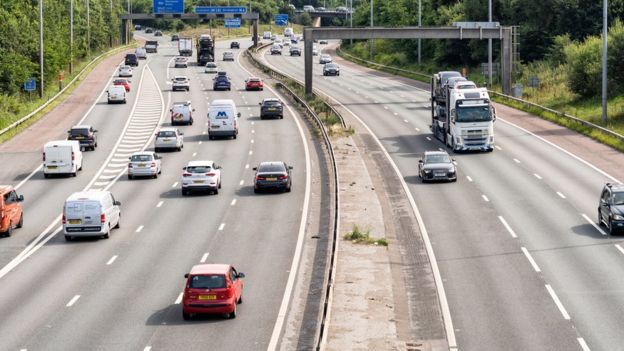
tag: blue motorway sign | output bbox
[154,0,184,14]
[224,18,241,28]
[274,14,288,26]
[195,6,247,14]
[23,78,36,92]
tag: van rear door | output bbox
[45,144,71,167]
[65,200,101,226]
[210,107,236,132]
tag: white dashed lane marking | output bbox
[66,295,81,307]
[135,225,144,233]
[106,255,118,265]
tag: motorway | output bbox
[262,42,624,350]
[0,33,318,350]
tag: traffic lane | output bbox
[0,61,148,268]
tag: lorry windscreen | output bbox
[456,105,492,122]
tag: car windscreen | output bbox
[157,131,176,137]
[425,154,451,164]
[613,192,624,205]
[455,105,492,122]
[258,163,286,172]
[186,165,212,173]
[189,274,226,289]
[325,64,337,69]
[69,128,89,137]
[131,155,152,162]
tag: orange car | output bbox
[0,186,24,237]
[182,264,245,320]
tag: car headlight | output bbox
[613,214,624,221]
[424,169,432,173]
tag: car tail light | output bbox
[42,152,45,162]
[206,172,216,176]
[183,172,192,177]
[151,162,156,167]
[279,175,288,180]
[71,151,75,161]
[188,294,198,299]
[100,213,106,224]
[62,213,66,224]
[256,175,265,181]
[128,163,133,168]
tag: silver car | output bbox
[205,62,219,73]
[172,76,190,91]
[174,57,188,68]
[128,151,162,179]
[118,65,133,77]
[319,54,332,64]
[154,127,184,152]
[223,51,235,61]
[181,160,222,196]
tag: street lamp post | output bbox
[39,0,44,98]
[602,0,608,123]
[369,0,373,59]
[488,0,493,86]
[87,0,90,58]
[70,0,73,74]
[418,0,421,65]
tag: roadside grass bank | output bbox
[344,225,388,247]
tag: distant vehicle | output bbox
[170,101,195,126]
[323,63,340,76]
[134,24,141,30]
[113,78,131,92]
[312,46,319,56]
[144,40,158,53]
[67,125,97,151]
[336,6,349,13]
[598,182,624,235]
[197,34,215,66]
[204,62,218,74]
[213,75,231,91]
[316,6,326,11]
[259,98,283,119]
[319,54,332,64]
[182,264,245,320]
[284,27,294,37]
[63,191,120,241]
[303,5,315,12]
[107,85,126,104]
[263,31,272,39]
[118,65,133,77]
[0,186,24,237]
[172,76,190,91]
[274,38,283,47]
[208,99,240,140]
[178,37,193,57]
[43,140,83,178]
[135,47,147,60]
[171,34,179,41]
[222,51,235,61]
[319,39,328,44]
[253,161,293,193]
[154,30,163,37]
[128,151,162,179]
[125,53,138,66]
[290,38,298,45]
[271,35,277,41]
[289,46,301,56]
[270,44,282,55]
[154,128,184,152]
[174,57,188,68]
[418,151,457,182]
[245,77,263,91]
[181,161,222,195]
[145,27,153,33]
[230,41,240,49]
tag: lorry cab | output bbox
[0,186,24,237]
[447,88,495,151]
[63,191,121,241]
[208,99,240,140]
[43,140,83,178]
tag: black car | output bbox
[418,151,457,182]
[125,53,138,67]
[213,75,231,91]
[253,162,293,193]
[230,41,240,49]
[259,98,283,119]
[171,34,179,41]
[145,28,153,34]
[599,183,624,234]
[154,30,163,37]
[67,125,98,151]
[323,63,340,76]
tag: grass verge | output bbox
[344,225,388,246]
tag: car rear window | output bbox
[189,274,226,289]
[187,165,212,173]
[175,77,187,82]
[263,100,281,106]
[258,163,286,172]
[70,128,89,137]
[158,131,176,137]
[206,63,217,68]
[114,79,126,84]
[131,155,152,162]
[425,154,451,163]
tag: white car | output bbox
[205,62,219,73]
[312,46,319,56]
[107,85,127,104]
[181,160,222,196]
[263,31,271,39]
[172,76,190,91]
[154,127,184,152]
[174,57,188,68]
[223,51,235,61]
[118,65,133,77]
[319,54,332,64]
[127,151,162,179]
[274,38,283,48]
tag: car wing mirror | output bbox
[192,109,196,112]
[252,167,257,171]
[182,167,187,170]
[184,273,189,279]
[18,195,24,202]
[418,160,423,163]
[238,272,245,278]
[289,166,293,170]
[93,129,98,133]
[179,132,184,136]
[237,112,241,118]
[114,200,121,206]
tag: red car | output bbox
[182,264,245,320]
[113,78,131,92]
[245,77,264,91]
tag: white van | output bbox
[43,140,83,178]
[208,99,240,140]
[63,191,121,241]
[284,27,294,37]
[107,85,127,104]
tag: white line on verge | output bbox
[513,158,521,164]
[218,223,225,231]
[466,176,473,182]
[174,292,183,304]
[495,145,502,151]
[172,182,178,188]
[482,194,490,202]
[577,338,591,351]
[521,247,541,272]
[615,244,624,256]
[534,173,543,180]
[498,216,518,238]
[231,199,237,206]
[556,192,566,199]
[545,284,571,320]
[239,180,244,186]
[582,213,606,236]
[143,347,152,351]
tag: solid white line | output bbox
[135,225,144,233]
[534,173,543,180]
[172,182,178,188]
[66,295,81,307]
[556,192,566,199]
[218,223,225,231]
[174,292,183,304]
[482,194,490,202]
[200,253,209,263]
[582,213,607,236]
[231,199,237,206]
[498,216,518,238]
[156,201,164,208]
[466,176,473,182]
[495,145,502,151]
[545,284,571,320]
[577,338,591,351]
[14,165,43,191]
[513,158,521,164]
[239,180,244,186]
[93,181,110,187]
[106,255,118,265]
[521,247,542,272]
[615,244,624,256]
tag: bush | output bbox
[565,36,602,98]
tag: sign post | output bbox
[24,78,36,101]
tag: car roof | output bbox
[66,190,111,202]
[159,127,178,132]
[189,264,231,275]
[173,101,191,106]
[174,76,188,79]
[607,183,624,191]
[187,160,214,167]
[71,125,91,129]
[259,161,286,166]
[424,151,450,157]
[130,151,155,156]
[44,140,79,148]
[248,77,261,80]
[262,98,280,102]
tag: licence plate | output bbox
[267,177,277,181]
[47,165,58,169]
[434,172,446,177]
[198,295,217,300]
[162,138,170,142]
[193,180,204,184]
[68,219,81,224]
[76,136,84,139]
[138,163,146,167]
[212,125,220,129]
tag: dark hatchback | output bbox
[259,98,283,119]
[213,76,231,91]
[67,125,97,151]
[230,41,240,49]
[418,151,457,182]
[125,53,138,67]
[253,162,293,193]
[599,183,624,234]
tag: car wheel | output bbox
[213,188,219,195]
[228,304,237,319]
[183,311,192,321]
[72,171,77,177]
[5,221,13,237]
[128,174,133,180]
[44,173,49,179]
[102,227,110,239]
[598,210,604,227]
[114,217,120,229]
[177,146,182,152]
[238,294,243,304]
[609,219,615,235]
[254,187,259,194]
[182,189,188,196]
[153,173,158,179]
[17,214,23,228]
[64,235,73,241]
[286,185,291,192]
[190,118,194,125]
[218,181,222,189]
